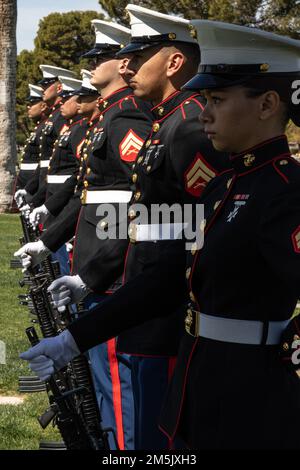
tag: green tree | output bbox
[16,10,104,144]
[98,0,299,38]
[0,0,17,211]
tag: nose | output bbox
[199,103,212,124]
[125,57,136,78]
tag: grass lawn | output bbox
[0,214,59,450]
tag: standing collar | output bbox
[97,86,131,112]
[151,90,200,121]
[229,135,290,175]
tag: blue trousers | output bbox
[51,244,70,276]
[130,356,176,450]
[85,294,135,450]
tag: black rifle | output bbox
[26,327,110,450]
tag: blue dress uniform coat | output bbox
[27,103,68,207]
[117,90,230,357]
[45,116,88,200]
[159,135,300,449]
[72,87,152,292]
[15,118,47,191]
[40,115,101,250]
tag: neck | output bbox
[151,83,178,107]
[233,128,285,154]
[99,79,127,100]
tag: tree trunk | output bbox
[0,0,17,212]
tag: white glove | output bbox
[14,240,50,269]
[48,274,90,310]
[14,189,27,208]
[20,203,31,217]
[19,330,80,381]
[29,204,49,228]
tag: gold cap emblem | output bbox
[168,33,176,40]
[189,25,197,39]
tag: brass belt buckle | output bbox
[128,222,137,244]
[185,307,200,337]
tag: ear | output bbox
[259,91,281,121]
[119,57,129,75]
[41,102,48,112]
[166,51,185,78]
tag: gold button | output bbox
[243,154,255,167]
[77,175,80,180]
[137,156,143,164]
[79,166,82,171]
[214,200,221,210]
[132,173,138,183]
[84,155,88,161]
[227,178,232,189]
[128,209,136,219]
[132,164,135,170]
[146,165,152,172]
[184,101,190,105]
[282,342,289,351]
[152,123,160,132]
[99,115,103,121]
[189,291,196,302]
[186,267,191,280]
[279,159,288,165]
[200,219,206,232]
[134,191,141,201]
[49,114,53,118]
[39,153,42,157]
[145,140,151,148]
[157,106,164,116]
[102,100,108,108]
[84,180,88,188]
[260,63,269,72]
[87,168,91,175]
[191,243,198,254]
[47,165,50,170]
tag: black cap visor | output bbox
[38,77,58,88]
[82,44,121,59]
[26,97,43,104]
[182,73,252,91]
[71,86,99,97]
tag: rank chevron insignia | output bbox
[119,129,144,162]
[184,152,216,197]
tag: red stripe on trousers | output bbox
[107,338,125,450]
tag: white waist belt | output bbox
[47,174,72,184]
[40,160,50,168]
[186,311,290,345]
[84,190,132,204]
[20,163,38,170]
[129,223,187,242]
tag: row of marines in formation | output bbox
[13,4,300,450]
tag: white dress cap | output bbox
[80,69,98,91]
[91,19,131,46]
[39,65,77,79]
[126,3,196,44]
[58,76,82,92]
[190,20,300,73]
[28,84,44,99]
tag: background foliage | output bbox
[16,1,300,144]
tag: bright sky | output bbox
[17,0,105,52]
